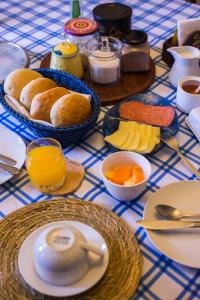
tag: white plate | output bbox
[18,221,109,297]
[0,125,26,184]
[144,181,200,268]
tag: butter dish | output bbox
[185,107,200,142]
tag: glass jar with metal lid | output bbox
[87,36,122,85]
[121,30,150,72]
[64,18,99,67]
[50,41,83,78]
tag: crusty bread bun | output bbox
[4,69,43,101]
[50,94,91,127]
[20,78,57,110]
[30,87,70,122]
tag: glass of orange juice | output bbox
[26,138,66,193]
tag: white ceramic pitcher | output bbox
[168,46,200,87]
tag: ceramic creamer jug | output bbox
[168,46,200,87]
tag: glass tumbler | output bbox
[26,138,66,193]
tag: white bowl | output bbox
[33,223,104,286]
[100,151,151,202]
[176,76,200,114]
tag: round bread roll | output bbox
[4,69,43,101]
[50,94,91,127]
[20,78,57,110]
[30,87,70,122]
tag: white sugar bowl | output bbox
[33,223,104,286]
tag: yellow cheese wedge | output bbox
[104,128,130,148]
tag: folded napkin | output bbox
[177,17,200,46]
[186,107,200,142]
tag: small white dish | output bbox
[176,76,200,114]
[185,107,200,142]
[100,151,151,201]
[18,221,109,297]
[144,180,200,268]
[0,125,26,184]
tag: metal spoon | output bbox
[155,204,200,220]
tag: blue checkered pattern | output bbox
[1,0,200,299]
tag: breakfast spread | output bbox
[105,164,145,185]
[119,101,175,127]
[1,2,200,299]
[105,121,160,154]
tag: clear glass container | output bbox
[86,36,122,85]
[64,18,99,67]
[121,30,150,72]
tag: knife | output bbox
[137,220,200,230]
[0,162,19,175]
[0,153,17,165]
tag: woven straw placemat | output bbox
[0,198,142,300]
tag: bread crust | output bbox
[50,94,91,127]
[4,69,43,101]
[20,78,57,110]
[30,87,70,122]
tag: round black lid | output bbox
[93,3,132,22]
[122,30,148,45]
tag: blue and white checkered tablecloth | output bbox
[0,0,200,299]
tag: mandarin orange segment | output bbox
[105,164,144,185]
[132,166,145,184]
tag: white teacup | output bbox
[176,76,200,114]
[33,223,104,286]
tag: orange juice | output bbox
[26,145,66,192]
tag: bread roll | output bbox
[50,94,91,127]
[30,87,70,122]
[20,78,57,110]
[4,69,43,101]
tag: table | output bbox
[0,0,200,299]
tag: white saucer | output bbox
[144,181,200,268]
[0,125,26,184]
[18,221,109,297]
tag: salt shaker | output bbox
[87,36,122,84]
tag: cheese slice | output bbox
[105,120,161,153]
[136,135,149,153]
[119,130,134,150]
[104,128,130,148]
[128,133,140,151]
